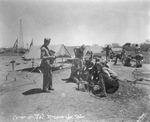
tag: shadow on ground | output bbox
[17,67,41,73]
[17,66,63,73]
[22,88,44,95]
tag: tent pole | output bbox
[31,59,34,68]
[62,57,63,68]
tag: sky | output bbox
[0,0,149,48]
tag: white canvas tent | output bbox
[55,44,71,66]
[56,44,71,58]
[89,45,103,54]
[111,47,122,54]
[23,44,71,59]
[23,44,71,67]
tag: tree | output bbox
[123,43,131,47]
[122,43,132,51]
[141,43,150,52]
[145,39,150,44]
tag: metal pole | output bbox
[10,60,16,71]
[62,57,63,68]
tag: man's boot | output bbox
[96,77,107,97]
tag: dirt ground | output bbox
[0,56,150,122]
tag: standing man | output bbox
[114,47,127,65]
[105,45,112,62]
[121,47,127,62]
[40,38,56,92]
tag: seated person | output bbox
[134,51,143,68]
[135,44,142,54]
[84,51,93,71]
[92,61,119,97]
[114,53,122,65]
[124,55,133,67]
[91,58,102,84]
[74,45,85,60]
[109,51,115,60]
[68,59,92,91]
[85,50,93,61]
[62,58,84,82]
[83,58,94,90]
